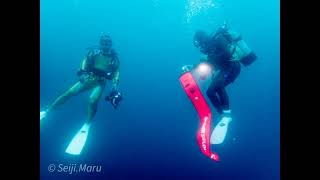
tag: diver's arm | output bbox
[80,57,89,70]
[77,57,89,77]
[82,49,96,70]
[106,65,122,109]
[78,50,94,75]
[112,65,120,90]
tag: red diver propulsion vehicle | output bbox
[179,65,220,162]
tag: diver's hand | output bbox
[105,90,123,109]
[77,70,93,83]
[78,73,89,84]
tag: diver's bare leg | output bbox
[86,84,105,124]
[46,82,85,113]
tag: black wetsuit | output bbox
[203,32,241,114]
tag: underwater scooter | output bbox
[179,65,220,161]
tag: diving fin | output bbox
[40,110,47,121]
[210,115,232,144]
[65,123,91,155]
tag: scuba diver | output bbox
[40,33,123,155]
[191,24,257,144]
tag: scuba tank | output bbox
[227,29,257,66]
[213,25,257,67]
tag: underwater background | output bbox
[40,0,280,179]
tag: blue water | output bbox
[40,0,280,179]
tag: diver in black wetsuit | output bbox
[193,24,257,144]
